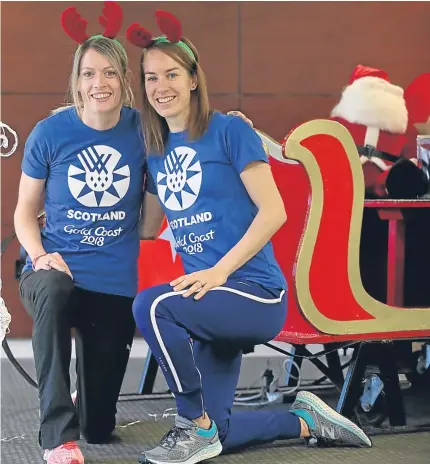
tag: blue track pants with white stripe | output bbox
[132,279,301,452]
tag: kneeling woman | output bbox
[131,15,371,464]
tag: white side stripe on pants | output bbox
[149,286,286,393]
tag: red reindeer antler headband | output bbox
[61,1,124,46]
[126,10,196,60]
[61,4,194,60]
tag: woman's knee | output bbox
[33,271,75,317]
[46,270,74,294]
[132,284,171,331]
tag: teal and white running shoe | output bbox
[290,391,372,448]
[138,415,222,464]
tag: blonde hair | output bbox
[139,37,212,154]
[52,36,134,115]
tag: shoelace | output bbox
[159,427,188,449]
[60,442,78,451]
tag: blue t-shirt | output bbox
[146,112,287,290]
[22,106,145,297]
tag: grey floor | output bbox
[2,351,430,464]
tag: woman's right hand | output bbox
[33,252,73,280]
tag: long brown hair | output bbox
[52,36,134,115]
[139,37,212,154]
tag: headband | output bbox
[151,36,196,61]
[61,3,195,61]
[61,1,125,51]
[126,10,196,61]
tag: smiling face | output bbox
[143,48,197,131]
[78,48,123,117]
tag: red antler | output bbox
[126,23,153,48]
[61,7,90,43]
[99,1,123,39]
[155,10,182,42]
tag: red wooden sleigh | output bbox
[137,120,430,429]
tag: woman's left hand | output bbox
[170,267,228,300]
[227,111,254,128]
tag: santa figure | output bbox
[330,64,412,198]
[230,66,429,198]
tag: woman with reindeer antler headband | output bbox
[14,3,145,463]
[130,12,372,464]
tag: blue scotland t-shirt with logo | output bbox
[22,106,145,298]
[146,112,287,291]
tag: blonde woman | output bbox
[14,5,144,463]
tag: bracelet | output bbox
[32,253,48,271]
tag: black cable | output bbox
[265,341,358,359]
[1,232,16,255]
[1,338,38,388]
[312,359,352,385]
[1,220,44,390]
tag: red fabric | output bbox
[126,23,153,48]
[348,64,389,85]
[361,163,387,197]
[330,117,408,161]
[137,217,184,292]
[155,10,182,42]
[403,73,430,160]
[328,117,409,198]
[99,1,123,39]
[61,7,90,43]
[126,10,183,49]
[404,73,430,124]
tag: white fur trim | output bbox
[364,127,380,147]
[360,156,389,171]
[331,76,408,134]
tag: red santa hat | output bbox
[330,64,408,135]
[348,64,389,85]
[404,72,430,125]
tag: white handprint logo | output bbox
[68,145,130,207]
